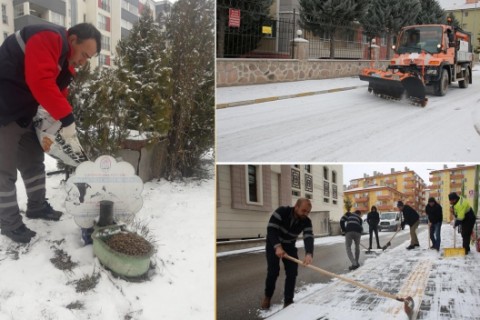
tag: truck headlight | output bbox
[426,69,438,75]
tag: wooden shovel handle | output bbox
[283,254,402,301]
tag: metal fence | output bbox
[217,7,390,60]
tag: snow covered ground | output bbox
[216,65,480,162]
[0,155,214,319]
[247,226,480,320]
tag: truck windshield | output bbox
[397,26,443,54]
[380,213,397,220]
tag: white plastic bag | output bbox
[32,106,88,167]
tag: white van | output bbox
[378,212,402,232]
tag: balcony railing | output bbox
[429,176,440,182]
[377,195,392,200]
[355,197,369,203]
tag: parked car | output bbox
[362,217,369,234]
[378,212,402,232]
[419,215,428,224]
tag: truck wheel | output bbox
[435,69,448,96]
[459,68,469,88]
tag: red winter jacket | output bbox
[0,24,75,127]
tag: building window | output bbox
[3,32,8,40]
[122,0,138,15]
[14,4,24,17]
[305,193,312,200]
[291,168,300,189]
[305,174,313,192]
[99,0,111,12]
[101,35,111,51]
[332,171,337,184]
[305,165,311,173]
[51,12,65,26]
[332,184,337,199]
[333,200,337,205]
[324,180,330,197]
[292,190,300,197]
[324,198,329,203]
[245,165,263,205]
[98,14,110,31]
[323,166,329,180]
[2,4,7,24]
[99,54,110,66]
[121,19,133,31]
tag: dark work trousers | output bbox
[369,224,380,248]
[429,222,442,250]
[461,211,476,254]
[264,243,298,304]
[0,121,46,231]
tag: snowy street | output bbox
[216,65,480,162]
[0,155,215,319]
[218,225,480,320]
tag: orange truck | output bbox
[359,23,473,106]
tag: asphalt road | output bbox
[216,226,427,320]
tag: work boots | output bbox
[1,224,36,243]
[261,296,271,309]
[26,201,63,221]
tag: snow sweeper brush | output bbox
[284,255,415,318]
[359,68,428,107]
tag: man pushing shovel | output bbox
[261,198,314,309]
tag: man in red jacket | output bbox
[0,23,101,243]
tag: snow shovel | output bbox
[360,242,378,255]
[381,228,402,251]
[444,226,465,257]
[283,254,415,318]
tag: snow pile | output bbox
[0,155,214,319]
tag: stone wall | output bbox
[216,58,389,87]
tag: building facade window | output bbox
[305,174,313,192]
[101,35,111,51]
[51,12,65,26]
[291,168,300,189]
[305,165,311,173]
[122,0,138,15]
[14,4,24,17]
[121,19,133,30]
[324,180,330,197]
[98,0,111,12]
[323,166,329,180]
[305,193,312,200]
[98,14,110,31]
[2,4,7,24]
[332,184,337,199]
[332,171,337,184]
[99,53,110,66]
[3,32,8,40]
[246,165,262,204]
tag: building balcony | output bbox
[405,191,415,196]
[450,182,463,189]
[355,197,369,203]
[356,206,368,212]
[377,195,391,201]
[377,204,393,211]
[405,183,416,188]
[385,178,396,184]
[429,176,440,182]
[404,176,414,181]
[451,174,464,180]
[429,184,440,190]
[429,192,439,197]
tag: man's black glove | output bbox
[454,219,462,228]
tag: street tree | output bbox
[384,0,420,57]
[165,0,215,179]
[299,0,367,59]
[344,196,353,212]
[416,0,446,24]
[359,0,390,59]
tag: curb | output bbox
[216,84,369,109]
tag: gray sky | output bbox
[342,163,476,186]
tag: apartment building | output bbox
[428,164,479,221]
[344,185,404,216]
[348,167,427,214]
[216,165,343,240]
[5,0,163,68]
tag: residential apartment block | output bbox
[428,164,479,221]
[347,168,427,214]
[216,165,343,240]
[2,0,169,68]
